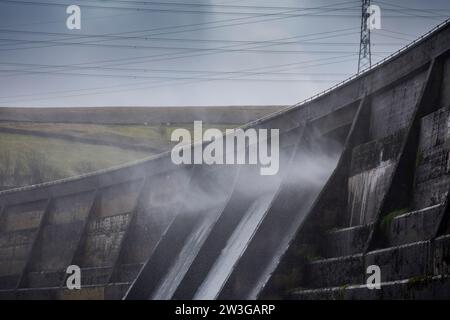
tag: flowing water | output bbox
[151,212,217,300]
[193,190,278,300]
[348,159,395,226]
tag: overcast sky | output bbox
[0,0,448,108]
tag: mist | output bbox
[139,125,344,300]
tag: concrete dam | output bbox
[0,20,449,300]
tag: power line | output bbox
[4,0,446,13]
[0,37,382,54]
[0,55,358,102]
[0,54,357,84]
[0,2,360,56]
[0,30,362,58]
[374,1,447,22]
[0,29,360,78]
[374,31,414,42]
[0,62,351,77]
[2,0,446,21]
[0,36,400,48]
[0,27,369,102]
[1,53,358,87]
[0,10,139,29]
[82,0,450,13]
[0,68,348,82]
[0,0,362,16]
[0,28,401,47]
[67,0,366,12]
[0,5,364,92]
[379,29,420,38]
[0,0,412,104]
[2,0,447,18]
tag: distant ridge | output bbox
[0,106,284,125]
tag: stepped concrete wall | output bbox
[0,21,449,300]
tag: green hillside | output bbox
[0,132,148,190]
[0,106,279,190]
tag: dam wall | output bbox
[0,20,449,299]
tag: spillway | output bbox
[194,191,279,300]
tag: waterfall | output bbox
[193,191,278,300]
[348,160,395,226]
[151,213,216,300]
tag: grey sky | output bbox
[0,0,448,108]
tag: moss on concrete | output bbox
[380,208,409,233]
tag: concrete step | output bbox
[110,263,143,283]
[316,203,443,259]
[305,240,434,289]
[0,229,36,248]
[0,229,37,287]
[365,241,432,283]
[25,263,144,288]
[414,182,449,213]
[291,275,450,300]
[0,283,130,300]
[79,266,113,286]
[304,254,365,288]
[26,266,115,287]
[26,270,65,288]
[434,234,450,275]
[418,106,449,153]
[0,274,19,290]
[349,131,404,177]
[321,224,372,258]
[386,204,444,247]
[415,146,449,184]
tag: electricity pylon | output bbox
[358,0,372,72]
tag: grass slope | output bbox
[0,132,149,189]
[0,106,278,190]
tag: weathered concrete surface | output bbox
[0,21,449,299]
[387,205,444,246]
[291,275,450,300]
[305,254,366,288]
[260,20,450,299]
[321,225,373,258]
[266,102,450,299]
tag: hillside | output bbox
[0,106,281,190]
[0,106,282,125]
